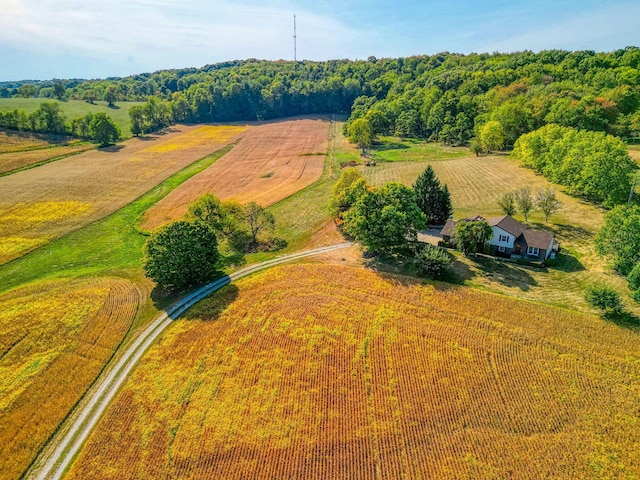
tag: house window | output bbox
[499,234,508,242]
[527,246,540,256]
[498,246,506,252]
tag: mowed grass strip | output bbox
[66,264,640,480]
[0,125,241,266]
[0,143,235,294]
[0,277,140,480]
[141,118,327,231]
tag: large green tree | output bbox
[479,120,505,153]
[343,182,426,255]
[89,113,121,146]
[453,219,493,256]
[328,168,369,219]
[143,221,220,291]
[413,165,452,225]
[348,117,374,154]
[595,204,640,275]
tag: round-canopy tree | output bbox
[89,113,121,147]
[143,221,220,291]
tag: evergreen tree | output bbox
[413,165,452,225]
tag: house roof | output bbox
[440,219,456,237]
[487,215,524,237]
[521,228,555,250]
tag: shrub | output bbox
[414,245,452,278]
[627,261,640,291]
[631,289,640,304]
[584,283,623,313]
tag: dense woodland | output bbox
[1,48,640,142]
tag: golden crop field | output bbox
[0,131,52,154]
[0,143,93,175]
[0,277,140,480]
[67,264,640,479]
[0,124,243,264]
[141,118,328,231]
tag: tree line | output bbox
[0,102,120,146]
[511,124,636,206]
[3,48,639,141]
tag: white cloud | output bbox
[0,0,363,73]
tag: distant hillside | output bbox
[2,48,639,142]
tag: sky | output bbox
[1,0,639,81]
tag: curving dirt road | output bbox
[27,242,353,480]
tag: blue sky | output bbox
[1,0,639,81]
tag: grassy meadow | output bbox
[0,98,144,138]
[66,264,640,479]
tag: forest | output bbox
[1,48,639,143]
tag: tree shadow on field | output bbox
[151,281,240,322]
[98,144,124,152]
[133,135,158,142]
[604,310,640,331]
[450,254,539,291]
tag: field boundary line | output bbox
[27,242,352,480]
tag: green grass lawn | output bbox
[369,136,470,162]
[0,98,144,138]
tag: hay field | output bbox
[0,144,93,175]
[0,277,140,480]
[361,153,602,232]
[67,264,640,480]
[0,124,244,264]
[141,118,328,231]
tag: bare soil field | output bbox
[66,264,640,479]
[0,277,141,480]
[141,118,328,231]
[0,124,246,264]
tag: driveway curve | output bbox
[28,242,353,480]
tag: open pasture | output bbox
[0,124,243,264]
[361,153,603,233]
[0,277,140,480]
[0,99,144,137]
[141,117,328,231]
[67,264,640,480]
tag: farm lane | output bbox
[27,242,353,480]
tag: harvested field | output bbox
[0,124,245,264]
[0,277,140,480]
[141,118,328,231]
[0,131,53,154]
[67,264,640,479]
[0,143,93,175]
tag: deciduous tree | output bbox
[536,188,562,222]
[89,113,121,146]
[514,187,535,221]
[453,219,493,256]
[343,182,425,255]
[348,117,374,154]
[479,120,505,153]
[497,192,517,216]
[143,221,219,291]
[244,202,275,244]
[595,204,640,275]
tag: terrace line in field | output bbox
[0,124,245,264]
[66,264,640,479]
[140,117,329,231]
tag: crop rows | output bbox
[67,264,640,479]
[0,277,140,479]
[141,118,328,231]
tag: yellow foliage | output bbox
[0,236,48,264]
[141,125,248,153]
[67,264,640,479]
[0,278,139,480]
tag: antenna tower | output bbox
[293,14,297,61]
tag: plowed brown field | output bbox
[0,277,141,480]
[67,264,640,479]
[0,125,245,264]
[140,118,328,231]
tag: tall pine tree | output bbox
[413,165,452,225]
